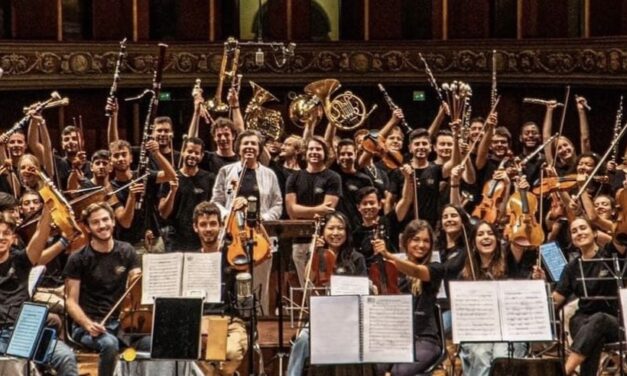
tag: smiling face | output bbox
[193,213,221,246]
[306,139,326,166]
[337,144,356,171]
[61,131,80,154]
[20,193,42,218]
[435,135,453,160]
[593,196,613,220]
[490,135,509,158]
[469,121,483,142]
[409,136,431,161]
[91,158,112,179]
[357,192,381,222]
[152,121,173,147]
[441,206,462,237]
[520,124,540,149]
[475,223,497,257]
[323,216,347,251]
[570,218,595,249]
[384,129,404,152]
[214,126,234,153]
[110,146,132,172]
[280,137,299,159]
[0,223,15,260]
[406,228,432,262]
[576,156,596,175]
[85,208,115,242]
[8,133,25,159]
[556,137,574,161]
[238,135,260,162]
[18,157,39,188]
[182,142,203,168]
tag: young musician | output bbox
[518,121,544,183]
[457,221,528,376]
[201,118,242,175]
[19,189,42,220]
[159,136,215,251]
[193,201,248,376]
[64,202,149,376]
[551,217,625,376]
[211,129,282,314]
[373,219,444,375]
[287,212,367,376]
[285,136,342,284]
[0,206,78,376]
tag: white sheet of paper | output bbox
[330,275,370,296]
[310,295,361,364]
[498,280,553,342]
[620,288,627,330]
[450,281,502,343]
[28,265,46,297]
[142,253,184,304]
[182,252,222,303]
[362,295,414,363]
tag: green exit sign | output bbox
[159,91,172,101]
[413,91,426,102]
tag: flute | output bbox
[523,98,564,107]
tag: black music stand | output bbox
[575,255,627,375]
[262,220,316,376]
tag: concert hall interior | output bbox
[2,1,627,376]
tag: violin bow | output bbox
[551,86,570,169]
[296,216,324,336]
[460,224,477,281]
[100,274,142,326]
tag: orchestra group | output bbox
[2,49,627,376]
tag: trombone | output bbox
[205,37,240,114]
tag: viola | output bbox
[472,157,511,223]
[532,174,609,196]
[504,172,545,247]
[362,131,403,170]
[367,224,399,294]
[310,248,337,287]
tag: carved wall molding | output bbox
[1,38,627,90]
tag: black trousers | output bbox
[570,311,620,376]
[375,338,441,376]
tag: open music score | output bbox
[450,280,553,343]
[142,252,222,304]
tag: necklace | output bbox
[366,164,378,180]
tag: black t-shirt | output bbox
[555,244,622,316]
[63,241,140,322]
[0,248,32,326]
[332,165,373,229]
[334,248,367,277]
[521,152,545,186]
[353,213,399,265]
[434,244,467,303]
[390,162,443,227]
[269,160,299,219]
[239,169,260,205]
[159,169,215,251]
[54,154,93,191]
[362,164,390,199]
[111,171,161,244]
[505,247,538,280]
[200,152,239,175]
[39,236,68,288]
[399,263,443,341]
[285,168,342,207]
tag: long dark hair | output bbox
[322,212,355,266]
[437,204,471,251]
[461,221,505,280]
[400,219,434,294]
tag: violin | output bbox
[532,174,609,196]
[361,130,403,170]
[310,247,337,287]
[119,275,153,334]
[472,157,511,223]
[222,167,271,270]
[367,224,399,294]
[504,170,545,247]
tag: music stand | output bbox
[261,220,315,376]
[575,255,627,375]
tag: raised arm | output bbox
[576,96,591,154]
[106,98,119,144]
[542,102,558,165]
[475,112,497,170]
[394,165,415,222]
[147,140,177,184]
[25,204,51,265]
[427,104,447,139]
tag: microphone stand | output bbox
[246,219,258,376]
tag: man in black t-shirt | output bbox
[285,136,342,284]
[64,202,146,376]
[159,137,215,251]
[201,117,241,174]
[109,139,176,252]
[192,201,248,376]
[0,207,78,375]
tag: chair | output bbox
[421,303,447,374]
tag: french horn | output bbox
[244,81,284,141]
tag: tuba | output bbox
[244,81,284,140]
[288,79,340,127]
[205,37,240,113]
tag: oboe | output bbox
[377,83,411,134]
[105,38,127,117]
[612,95,624,164]
[419,53,450,116]
[135,43,168,211]
[491,50,497,109]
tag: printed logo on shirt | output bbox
[347,184,359,192]
[115,266,127,275]
[7,266,15,278]
[599,269,610,278]
[426,178,435,186]
[314,187,324,194]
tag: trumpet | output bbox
[205,37,239,113]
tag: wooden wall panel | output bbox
[521,0,570,38]
[448,0,490,39]
[266,0,287,40]
[176,0,209,40]
[136,0,149,40]
[12,0,58,40]
[340,0,364,40]
[589,0,623,36]
[369,0,402,40]
[92,0,133,40]
[291,0,311,41]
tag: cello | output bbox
[367,223,399,294]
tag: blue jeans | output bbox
[287,326,309,376]
[460,342,528,376]
[0,327,78,376]
[72,320,123,376]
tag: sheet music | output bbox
[310,295,361,364]
[330,275,370,296]
[182,252,222,303]
[620,288,627,330]
[28,265,46,297]
[362,295,414,363]
[540,242,567,282]
[6,303,47,358]
[142,253,184,304]
[498,280,553,341]
[450,281,501,343]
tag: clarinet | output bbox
[377,83,412,134]
[491,50,498,109]
[612,95,624,164]
[105,38,127,117]
[135,43,168,211]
